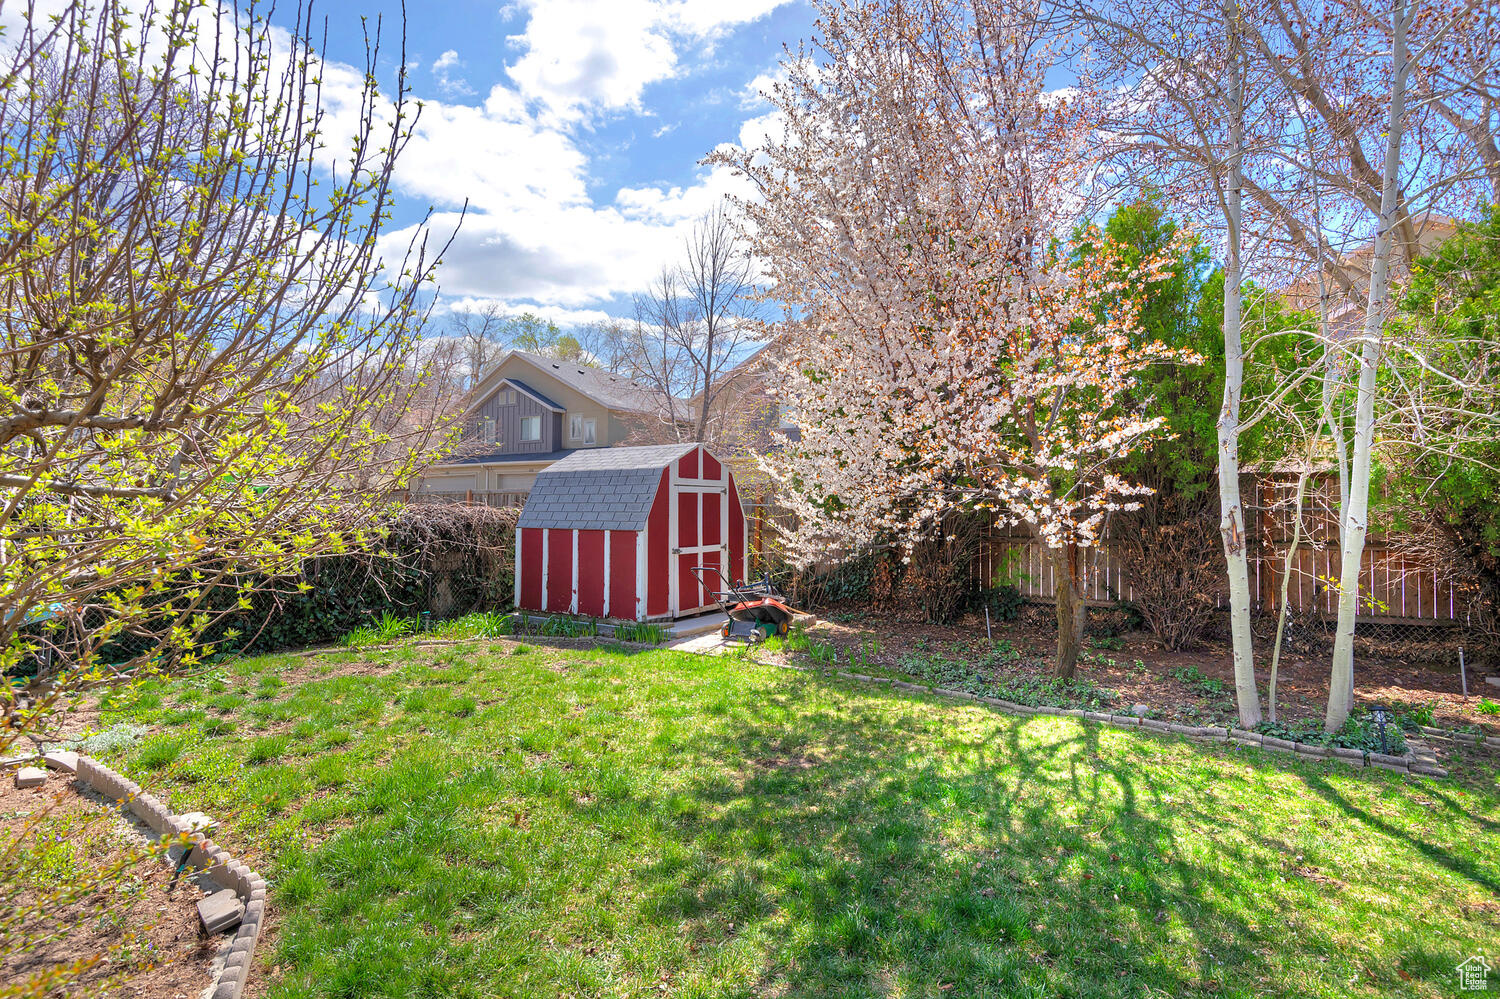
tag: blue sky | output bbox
[295,0,817,329]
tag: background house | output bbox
[413,350,670,505]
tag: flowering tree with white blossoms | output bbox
[715,0,1198,676]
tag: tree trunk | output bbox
[1053,543,1086,679]
[1269,467,1311,724]
[1327,1,1409,733]
[1217,16,1263,728]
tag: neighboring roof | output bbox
[445,449,577,467]
[517,444,698,531]
[474,350,662,415]
[1278,213,1458,311]
[498,377,563,412]
[1239,457,1337,475]
[686,337,782,406]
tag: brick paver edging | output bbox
[70,755,267,999]
[810,666,1457,778]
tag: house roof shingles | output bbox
[500,377,563,411]
[449,448,577,466]
[516,444,698,531]
[508,351,661,414]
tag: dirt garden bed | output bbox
[0,772,218,997]
[770,603,1500,740]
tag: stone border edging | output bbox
[1415,723,1498,755]
[811,667,1458,779]
[68,755,268,999]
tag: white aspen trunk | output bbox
[1218,13,1262,728]
[1326,1,1409,733]
[1325,356,1351,555]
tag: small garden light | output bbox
[1371,704,1391,755]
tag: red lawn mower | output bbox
[689,566,799,642]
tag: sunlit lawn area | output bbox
[89,639,1500,998]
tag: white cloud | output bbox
[9,0,789,329]
[432,49,476,98]
[739,64,789,110]
[395,88,590,214]
[392,190,713,309]
[437,298,615,329]
[615,165,751,226]
[361,1,793,322]
[734,107,786,153]
[378,73,756,311]
[668,0,791,38]
[503,0,793,123]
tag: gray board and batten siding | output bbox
[470,378,563,456]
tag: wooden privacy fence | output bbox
[744,494,797,574]
[979,536,1467,623]
[978,475,1472,626]
[511,474,1468,627]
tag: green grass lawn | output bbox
[89,639,1500,998]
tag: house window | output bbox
[482,417,496,445]
[569,414,597,444]
[520,415,541,442]
[499,388,516,405]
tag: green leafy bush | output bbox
[802,553,879,604]
[1169,664,1227,696]
[200,504,516,656]
[1385,700,1435,730]
[1256,714,1408,755]
[986,583,1024,622]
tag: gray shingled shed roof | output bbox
[516,444,698,531]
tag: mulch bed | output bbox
[796,604,1500,733]
[0,771,218,998]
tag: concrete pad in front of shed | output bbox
[667,611,727,639]
[667,631,739,656]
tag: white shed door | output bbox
[671,483,729,616]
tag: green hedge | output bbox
[209,504,517,654]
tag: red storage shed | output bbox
[514,444,749,621]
